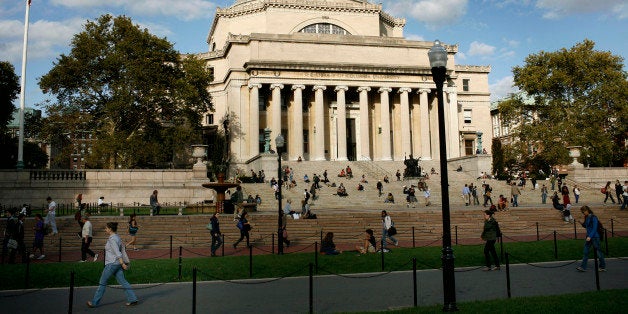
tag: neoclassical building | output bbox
[198,0,492,164]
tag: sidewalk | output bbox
[1,258,626,313]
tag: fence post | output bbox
[25,253,30,289]
[573,220,577,239]
[272,233,275,255]
[314,242,318,274]
[178,246,182,280]
[611,219,614,237]
[604,229,609,256]
[505,253,511,298]
[249,245,253,278]
[380,239,385,271]
[553,231,558,260]
[536,222,540,241]
[309,263,314,314]
[413,258,417,307]
[192,267,197,314]
[593,248,600,291]
[221,234,225,257]
[170,236,173,259]
[499,235,504,261]
[412,226,416,248]
[58,237,62,262]
[455,225,458,245]
[68,271,75,314]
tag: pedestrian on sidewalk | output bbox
[87,222,138,308]
[45,196,58,235]
[209,212,222,256]
[603,181,615,205]
[80,215,98,262]
[462,184,471,206]
[481,210,500,271]
[471,183,480,205]
[576,206,606,272]
[150,190,161,215]
[510,182,521,207]
[30,214,45,260]
[381,210,398,251]
[233,211,251,249]
[541,184,548,204]
[126,214,139,251]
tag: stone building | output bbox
[198,0,492,165]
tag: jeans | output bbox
[211,233,223,255]
[580,237,606,270]
[484,240,499,268]
[381,228,397,249]
[234,230,250,248]
[575,194,580,203]
[91,263,137,306]
[512,195,519,207]
[541,193,547,204]
[81,237,95,261]
[621,195,628,210]
[604,192,615,203]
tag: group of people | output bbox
[602,180,628,210]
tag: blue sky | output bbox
[1,0,626,111]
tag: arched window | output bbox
[299,23,349,35]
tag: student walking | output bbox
[209,212,222,256]
[381,210,398,251]
[233,212,251,249]
[80,215,98,262]
[576,206,606,272]
[126,214,139,251]
[481,210,500,271]
[87,222,138,308]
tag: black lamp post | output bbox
[276,134,285,254]
[429,39,458,312]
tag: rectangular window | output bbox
[206,114,214,125]
[463,109,472,124]
[465,139,474,156]
[462,79,469,92]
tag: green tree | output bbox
[0,61,19,133]
[39,15,212,169]
[503,40,628,167]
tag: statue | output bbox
[403,154,421,178]
[263,128,271,153]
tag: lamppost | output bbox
[428,39,458,312]
[276,134,285,254]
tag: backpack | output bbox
[600,187,607,194]
[595,216,605,240]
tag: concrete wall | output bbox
[570,167,628,187]
[0,170,216,208]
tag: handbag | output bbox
[387,226,397,236]
[206,222,213,231]
[7,239,18,250]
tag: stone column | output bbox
[270,83,284,144]
[447,87,460,158]
[398,88,412,159]
[248,83,262,157]
[419,89,431,160]
[335,86,349,161]
[291,85,305,161]
[378,87,392,161]
[357,86,371,160]
[312,85,327,161]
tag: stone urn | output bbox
[191,144,208,166]
[567,146,583,167]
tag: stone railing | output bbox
[29,170,86,181]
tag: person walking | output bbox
[573,185,581,204]
[233,212,251,249]
[576,206,606,272]
[381,210,398,252]
[8,214,26,264]
[80,215,98,262]
[603,181,615,205]
[209,212,222,256]
[30,214,45,260]
[45,196,58,235]
[541,184,548,204]
[462,184,471,206]
[614,180,623,205]
[126,214,139,251]
[87,222,138,308]
[471,184,480,205]
[376,180,384,197]
[621,181,628,210]
[481,210,500,271]
[281,212,291,248]
[150,190,161,215]
[510,182,521,207]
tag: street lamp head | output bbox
[428,40,448,69]
[275,134,285,148]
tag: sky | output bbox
[1,0,627,112]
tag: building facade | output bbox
[199,0,492,164]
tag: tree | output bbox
[502,40,628,167]
[39,15,212,169]
[0,61,19,133]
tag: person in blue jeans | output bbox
[576,206,606,272]
[87,222,138,308]
[381,210,398,251]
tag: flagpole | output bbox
[17,0,31,169]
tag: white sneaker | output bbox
[93,253,99,262]
[29,254,35,259]
[38,255,45,260]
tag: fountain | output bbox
[202,172,239,213]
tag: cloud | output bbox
[468,41,496,57]
[536,0,627,19]
[50,0,218,21]
[0,18,84,63]
[490,76,518,102]
[405,33,425,41]
[385,0,469,28]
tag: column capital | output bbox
[378,87,392,93]
[291,84,306,90]
[418,88,431,94]
[357,86,371,92]
[334,85,349,92]
[270,83,284,90]
[398,87,412,94]
[248,83,262,89]
[313,85,327,91]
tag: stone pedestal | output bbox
[192,145,208,179]
[567,146,584,168]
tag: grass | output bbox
[345,289,628,313]
[1,236,626,291]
